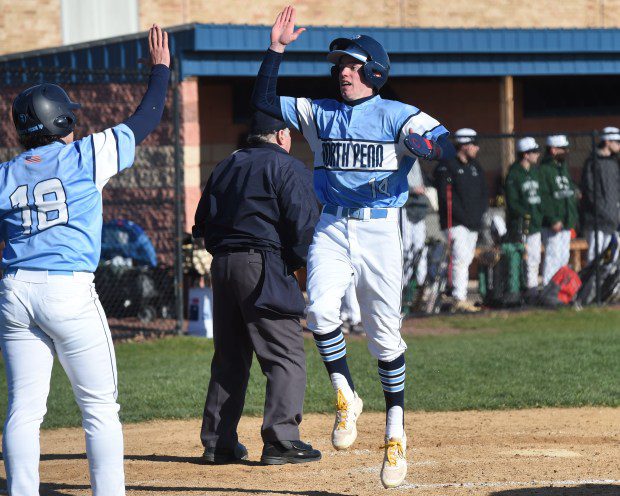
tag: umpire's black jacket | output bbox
[193,142,319,316]
[434,157,489,231]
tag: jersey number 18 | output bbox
[10,178,69,234]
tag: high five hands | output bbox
[270,5,306,53]
[148,24,170,68]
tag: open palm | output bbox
[271,5,305,49]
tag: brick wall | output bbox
[138,0,620,29]
[3,0,620,57]
[0,0,62,56]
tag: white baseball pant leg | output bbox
[586,230,612,263]
[306,214,356,335]
[447,226,478,301]
[525,232,542,289]
[307,211,407,362]
[0,272,125,496]
[340,281,361,325]
[542,229,571,285]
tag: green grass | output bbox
[1,307,618,429]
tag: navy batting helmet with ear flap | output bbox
[12,83,81,138]
[327,35,390,90]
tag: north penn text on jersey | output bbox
[322,141,385,169]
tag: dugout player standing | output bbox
[434,129,488,312]
[0,25,169,495]
[193,111,321,465]
[252,6,454,488]
[505,137,543,297]
[539,135,578,285]
[580,127,620,262]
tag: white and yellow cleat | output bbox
[380,434,407,488]
[332,389,363,450]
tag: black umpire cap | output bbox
[250,111,288,135]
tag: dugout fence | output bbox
[0,63,185,339]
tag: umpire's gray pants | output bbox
[201,250,306,449]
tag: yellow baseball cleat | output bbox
[332,388,363,450]
[380,434,407,488]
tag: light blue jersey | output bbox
[281,95,448,208]
[0,124,135,272]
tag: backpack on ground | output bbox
[478,243,524,308]
[539,266,582,306]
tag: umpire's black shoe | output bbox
[260,440,322,465]
[202,442,248,464]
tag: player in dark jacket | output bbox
[505,137,542,291]
[434,128,489,312]
[193,111,321,466]
[580,126,620,262]
[539,135,579,284]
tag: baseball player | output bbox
[0,25,169,495]
[580,127,620,263]
[434,129,489,312]
[252,6,454,488]
[539,135,578,285]
[505,137,542,297]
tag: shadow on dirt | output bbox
[491,484,620,496]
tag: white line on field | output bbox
[398,479,620,490]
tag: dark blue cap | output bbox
[250,110,288,135]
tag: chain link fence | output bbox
[0,65,184,339]
[401,131,620,316]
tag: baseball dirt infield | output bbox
[4,407,618,495]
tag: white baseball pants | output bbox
[586,230,619,263]
[0,270,124,496]
[306,210,407,362]
[340,281,361,325]
[400,216,428,286]
[525,232,542,289]
[446,225,478,301]
[542,229,571,285]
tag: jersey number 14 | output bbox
[369,177,389,198]
[10,178,69,234]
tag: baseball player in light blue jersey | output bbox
[0,25,169,495]
[253,6,454,488]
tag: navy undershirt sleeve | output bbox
[124,64,170,144]
[251,49,284,120]
[436,134,456,161]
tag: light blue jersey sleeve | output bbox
[280,96,303,132]
[75,123,136,191]
[394,105,449,158]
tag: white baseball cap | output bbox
[516,137,540,153]
[600,126,620,142]
[546,135,569,148]
[454,128,477,145]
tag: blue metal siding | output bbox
[2,24,620,83]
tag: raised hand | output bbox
[270,5,306,53]
[149,24,170,67]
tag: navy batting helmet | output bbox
[12,83,81,138]
[327,35,390,90]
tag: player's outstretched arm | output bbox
[124,24,171,144]
[251,6,305,119]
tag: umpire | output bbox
[193,111,321,465]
